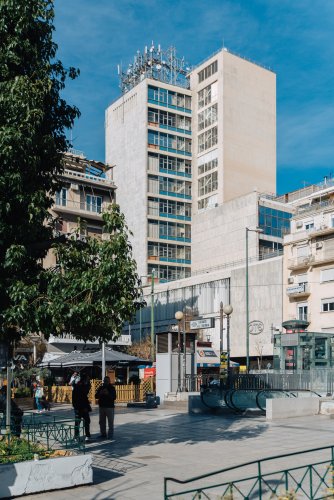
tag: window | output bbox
[305,222,314,231]
[55,188,67,207]
[321,268,334,282]
[258,206,292,238]
[297,303,308,321]
[198,104,218,131]
[198,171,218,197]
[86,195,102,213]
[297,245,309,257]
[198,126,218,153]
[198,60,218,83]
[198,157,218,175]
[322,298,334,312]
[198,82,217,109]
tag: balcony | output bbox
[53,200,110,220]
[48,334,131,346]
[63,169,115,188]
[286,283,310,298]
[287,255,314,270]
[308,225,334,239]
[313,249,334,266]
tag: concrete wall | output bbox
[222,51,276,203]
[105,81,148,278]
[191,191,259,273]
[0,454,92,498]
[266,397,319,420]
[132,256,283,360]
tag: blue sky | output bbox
[54,0,334,194]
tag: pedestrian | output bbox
[69,371,80,389]
[35,383,44,413]
[72,378,92,441]
[95,376,117,439]
[0,386,23,436]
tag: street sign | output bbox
[170,324,179,332]
[248,320,264,335]
[189,318,215,330]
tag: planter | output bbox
[0,453,92,498]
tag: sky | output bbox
[54,0,334,195]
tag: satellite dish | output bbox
[156,64,161,70]
[162,60,166,65]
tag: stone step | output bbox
[160,400,188,412]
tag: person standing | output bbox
[95,376,117,439]
[72,378,92,441]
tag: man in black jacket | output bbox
[72,378,91,441]
[95,376,116,439]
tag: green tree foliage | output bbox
[6,205,143,343]
[0,0,79,343]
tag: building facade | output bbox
[106,46,193,283]
[106,45,277,284]
[43,151,132,357]
[283,179,334,334]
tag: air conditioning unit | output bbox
[296,221,303,229]
[316,242,323,249]
[288,277,294,284]
[320,225,328,230]
[70,183,79,190]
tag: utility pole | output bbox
[150,269,155,361]
[182,311,187,391]
[101,341,106,379]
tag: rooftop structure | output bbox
[118,43,191,93]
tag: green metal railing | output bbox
[164,445,334,499]
[0,411,85,463]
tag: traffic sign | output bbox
[189,318,215,330]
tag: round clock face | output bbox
[249,320,264,335]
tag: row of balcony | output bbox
[63,169,115,188]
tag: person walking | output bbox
[35,383,44,413]
[72,378,92,441]
[95,376,117,439]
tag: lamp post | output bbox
[175,311,184,393]
[150,269,155,361]
[223,305,233,381]
[246,227,263,372]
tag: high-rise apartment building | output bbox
[106,45,277,282]
[106,46,192,282]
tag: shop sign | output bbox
[189,318,215,330]
[144,367,156,378]
[248,320,264,335]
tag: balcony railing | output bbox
[63,169,115,187]
[48,334,131,345]
[53,199,110,216]
[286,283,310,297]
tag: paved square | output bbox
[21,404,334,499]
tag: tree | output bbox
[127,336,152,361]
[6,205,143,343]
[0,0,80,346]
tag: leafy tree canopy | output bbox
[0,0,79,343]
[5,205,143,343]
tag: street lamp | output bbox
[140,270,156,361]
[175,310,184,393]
[246,227,263,372]
[223,305,233,381]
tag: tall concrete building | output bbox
[189,49,277,273]
[106,46,192,283]
[106,45,276,282]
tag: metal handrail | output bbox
[164,444,334,499]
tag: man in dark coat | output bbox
[72,378,91,441]
[95,376,117,439]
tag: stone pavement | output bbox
[22,403,334,500]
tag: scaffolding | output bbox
[118,43,191,93]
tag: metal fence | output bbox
[164,444,334,499]
[188,371,334,394]
[0,413,84,464]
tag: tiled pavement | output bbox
[21,404,334,499]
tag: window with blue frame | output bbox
[258,206,291,237]
[86,194,102,213]
[56,188,67,206]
